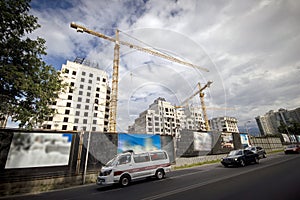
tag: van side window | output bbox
[133,153,150,163]
[150,152,167,161]
[118,155,131,165]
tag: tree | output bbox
[0,0,66,129]
[278,121,300,135]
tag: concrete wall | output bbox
[249,137,283,152]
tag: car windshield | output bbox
[246,147,255,151]
[228,150,243,156]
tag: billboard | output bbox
[5,132,72,169]
[221,133,234,149]
[118,133,161,153]
[240,134,250,148]
[282,134,290,143]
[193,132,212,151]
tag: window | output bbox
[86,99,90,103]
[63,117,68,122]
[150,152,167,161]
[94,113,98,117]
[84,112,88,117]
[82,126,87,131]
[89,73,93,78]
[80,84,84,89]
[79,91,83,95]
[46,125,51,129]
[62,125,67,130]
[72,71,76,75]
[92,127,96,131]
[76,104,81,109]
[97,77,100,81]
[118,155,131,165]
[78,97,82,102]
[96,93,99,98]
[69,88,73,93]
[63,68,69,73]
[85,105,89,110]
[133,153,150,163]
[82,71,86,76]
[87,92,91,97]
[73,126,78,131]
[93,120,97,124]
[81,78,85,82]
[88,79,92,84]
[103,78,106,82]
[74,118,79,123]
[65,110,70,114]
[66,102,71,107]
[70,82,75,86]
[68,95,72,100]
[75,111,80,116]
[96,87,100,92]
[95,106,98,111]
[48,117,53,121]
[83,119,87,124]
[87,86,91,90]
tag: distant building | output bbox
[42,59,110,132]
[209,116,239,133]
[255,107,300,136]
[128,97,206,135]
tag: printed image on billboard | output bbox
[5,132,72,169]
[193,132,212,151]
[118,133,161,153]
[289,135,297,143]
[221,133,234,149]
[240,134,250,148]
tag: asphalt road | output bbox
[5,153,300,200]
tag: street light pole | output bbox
[83,99,98,184]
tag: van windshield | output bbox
[105,155,118,167]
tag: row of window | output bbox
[63,68,107,83]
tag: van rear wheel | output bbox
[155,169,165,180]
[119,175,131,187]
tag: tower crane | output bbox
[176,81,213,131]
[70,22,209,133]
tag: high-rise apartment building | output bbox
[255,107,300,136]
[209,116,239,133]
[42,59,110,132]
[128,97,206,135]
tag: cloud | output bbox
[27,0,300,133]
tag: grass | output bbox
[172,159,221,170]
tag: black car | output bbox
[221,149,260,167]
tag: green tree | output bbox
[0,0,66,129]
[278,121,300,135]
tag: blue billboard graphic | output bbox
[118,133,161,153]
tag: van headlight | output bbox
[102,170,112,176]
[234,158,238,161]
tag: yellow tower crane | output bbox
[176,81,213,131]
[70,22,209,133]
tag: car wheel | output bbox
[255,157,259,164]
[119,174,131,187]
[240,159,245,167]
[155,169,165,180]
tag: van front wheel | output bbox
[119,175,131,187]
[155,169,165,180]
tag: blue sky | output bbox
[21,0,300,133]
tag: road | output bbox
[5,153,300,200]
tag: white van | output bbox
[96,150,171,186]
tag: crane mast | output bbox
[70,22,209,133]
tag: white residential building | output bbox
[209,116,239,133]
[42,59,110,132]
[128,97,206,135]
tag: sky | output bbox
[18,0,300,134]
